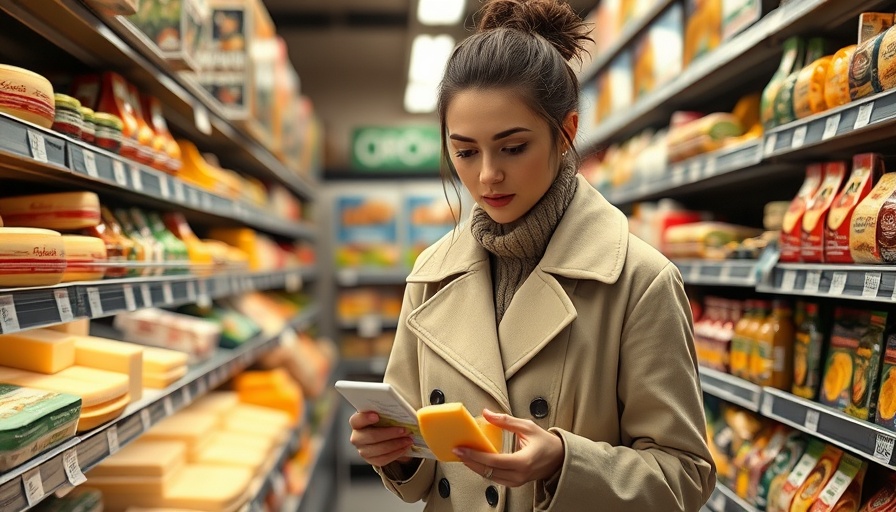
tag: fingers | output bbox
[357,436,414,467]
[348,411,380,429]
[482,408,537,434]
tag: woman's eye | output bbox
[504,143,527,155]
[454,149,476,159]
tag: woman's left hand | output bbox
[452,408,565,487]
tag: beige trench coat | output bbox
[376,175,716,511]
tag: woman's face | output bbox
[445,88,576,224]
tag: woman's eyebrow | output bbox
[448,127,532,143]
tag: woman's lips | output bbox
[483,194,514,207]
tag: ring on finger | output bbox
[483,466,493,479]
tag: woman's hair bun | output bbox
[476,0,591,62]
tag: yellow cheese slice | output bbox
[193,439,269,475]
[0,227,66,287]
[186,391,239,415]
[74,336,143,402]
[142,411,218,459]
[0,366,125,408]
[57,366,129,403]
[417,403,502,462]
[143,366,188,389]
[76,392,130,432]
[89,439,186,478]
[0,329,75,373]
[0,192,101,230]
[48,319,91,336]
[142,347,188,374]
[87,472,174,496]
[61,235,107,282]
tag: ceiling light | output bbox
[404,82,438,113]
[408,34,454,83]
[417,0,466,25]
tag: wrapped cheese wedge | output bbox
[77,392,130,432]
[0,192,101,230]
[0,227,66,287]
[0,64,54,128]
[61,234,107,282]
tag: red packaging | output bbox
[781,165,823,262]
[71,73,142,163]
[825,153,885,262]
[801,162,847,262]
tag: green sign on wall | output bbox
[351,126,442,172]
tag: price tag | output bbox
[197,280,211,308]
[182,386,192,404]
[173,180,186,202]
[873,433,895,464]
[197,378,208,396]
[761,394,774,417]
[822,114,841,140]
[83,150,99,177]
[201,193,212,210]
[163,396,174,416]
[187,187,199,206]
[113,160,127,186]
[830,272,848,295]
[140,284,152,307]
[162,282,174,304]
[791,125,808,148]
[54,289,74,323]
[23,468,44,506]
[688,160,701,182]
[781,269,798,292]
[285,272,302,293]
[719,264,732,283]
[86,287,103,316]
[704,158,717,177]
[804,270,822,294]
[194,104,212,135]
[62,449,87,486]
[27,129,49,163]
[358,314,383,338]
[140,409,151,431]
[122,284,137,311]
[671,165,685,185]
[159,175,171,199]
[804,410,820,432]
[187,281,197,302]
[764,133,778,155]
[854,102,874,129]
[710,492,725,512]
[688,264,701,283]
[107,426,120,454]
[130,166,143,191]
[0,295,20,333]
[863,272,882,298]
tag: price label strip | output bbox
[764,133,778,156]
[830,272,848,295]
[162,282,174,304]
[804,270,822,294]
[791,125,808,149]
[113,160,127,186]
[123,284,137,311]
[54,289,74,323]
[164,396,174,416]
[0,294,21,333]
[873,433,895,464]
[761,394,774,417]
[86,287,103,316]
[822,114,841,140]
[62,449,87,486]
[781,269,798,292]
[159,175,171,199]
[27,130,49,163]
[130,166,143,191]
[854,102,874,129]
[22,468,44,506]
[173,180,186,202]
[107,426,120,454]
[804,409,820,432]
[863,272,882,298]
[140,284,153,307]
[140,409,152,431]
[83,150,98,178]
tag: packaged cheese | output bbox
[0,227,66,287]
[416,402,503,462]
[0,384,81,471]
[74,336,143,402]
[789,444,844,512]
[876,331,896,431]
[801,162,846,262]
[88,438,186,478]
[0,328,76,374]
[61,235,107,282]
[858,13,895,44]
[0,192,101,230]
[874,26,896,92]
[824,45,857,109]
[808,454,866,512]
[113,308,219,362]
[849,171,896,263]
[781,165,824,262]
[775,38,826,127]
[0,64,55,128]
[793,56,832,119]
[763,37,805,128]
[850,35,878,100]
[825,154,885,263]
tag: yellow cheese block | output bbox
[187,391,239,415]
[101,464,252,512]
[142,411,218,459]
[0,64,55,128]
[417,403,502,462]
[89,439,186,478]
[224,415,289,443]
[0,366,125,408]
[57,365,129,400]
[143,366,188,389]
[206,431,274,457]
[74,336,143,402]
[77,392,130,432]
[142,347,188,375]
[230,403,292,431]
[87,472,174,496]
[48,319,90,336]
[0,192,101,230]
[0,328,75,373]
[61,235,107,282]
[193,439,269,475]
[0,227,66,287]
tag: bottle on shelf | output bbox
[752,299,794,390]
[792,302,826,400]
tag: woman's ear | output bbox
[562,111,579,150]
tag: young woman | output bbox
[348,0,716,510]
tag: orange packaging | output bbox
[127,83,161,168]
[808,454,866,512]
[787,444,843,512]
[825,154,885,262]
[801,162,847,262]
[781,165,823,262]
[71,73,142,163]
[141,94,182,175]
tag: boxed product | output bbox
[128,0,209,71]
[808,453,866,512]
[608,50,634,114]
[825,154,885,263]
[755,432,807,511]
[334,192,400,268]
[849,171,896,263]
[405,190,459,267]
[801,161,846,263]
[781,164,823,262]
[722,0,773,40]
[632,5,683,98]
[788,443,843,512]
[113,308,221,362]
[792,302,826,401]
[683,0,722,67]
[773,440,840,512]
[876,331,896,431]
[0,384,81,471]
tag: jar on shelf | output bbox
[51,93,83,139]
[93,112,123,154]
[79,106,96,145]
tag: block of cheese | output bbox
[0,192,101,230]
[74,336,143,402]
[88,438,186,478]
[193,438,269,475]
[77,392,130,432]
[48,319,91,336]
[206,431,274,457]
[142,412,217,460]
[142,346,188,374]
[230,403,292,431]
[0,227,66,287]
[0,64,55,128]
[100,464,252,512]
[0,366,125,408]
[57,365,129,401]
[0,329,76,374]
[187,391,238,415]
[87,473,173,496]
[61,235,107,282]
[143,366,188,389]
[417,403,503,462]
[224,415,289,443]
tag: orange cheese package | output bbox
[825,154,885,263]
[801,162,846,263]
[417,402,503,462]
[780,165,823,262]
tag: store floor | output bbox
[336,469,425,512]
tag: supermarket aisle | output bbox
[336,476,425,512]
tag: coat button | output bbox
[485,485,499,507]
[530,397,549,419]
[430,389,445,405]
[438,478,450,498]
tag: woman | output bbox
[348,0,716,510]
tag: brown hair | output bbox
[437,0,591,224]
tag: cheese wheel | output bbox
[417,402,501,462]
[0,329,75,374]
[74,336,143,402]
[794,57,832,119]
[0,366,126,407]
[89,439,186,478]
[825,46,856,109]
[0,192,101,230]
[0,227,65,286]
[143,366,188,389]
[142,346,188,374]
[61,235,107,282]
[76,392,130,432]
[0,64,54,128]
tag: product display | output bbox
[0,384,81,472]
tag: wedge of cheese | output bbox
[77,392,130,432]
[0,329,76,374]
[0,192,101,230]
[187,391,239,415]
[0,227,66,287]
[143,366,188,389]
[142,411,217,460]
[61,235,107,282]
[193,438,269,475]
[74,336,143,402]
[0,366,126,408]
[417,403,503,462]
[88,438,186,478]
[142,347,188,375]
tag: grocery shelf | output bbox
[243,424,303,512]
[579,0,893,149]
[757,263,896,304]
[335,268,409,287]
[676,259,760,288]
[0,0,316,201]
[0,267,316,334]
[706,483,760,512]
[291,304,321,333]
[761,388,896,470]
[291,392,341,512]
[0,112,314,241]
[338,317,400,332]
[0,324,293,512]
[577,0,677,84]
[699,367,763,412]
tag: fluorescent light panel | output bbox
[404,82,438,113]
[405,34,454,113]
[417,0,466,25]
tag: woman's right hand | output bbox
[349,411,415,467]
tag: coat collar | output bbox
[405,177,629,408]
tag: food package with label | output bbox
[140,93,182,175]
[775,38,826,128]
[0,384,81,471]
[858,473,896,511]
[875,331,896,431]
[793,53,833,120]
[801,161,846,263]
[0,227,66,287]
[404,189,461,268]
[61,234,107,282]
[70,73,149,164]
[808,453,866,512]
[821,308,887,421]
[113,308,220,363]
[792,302,826,401]
[849,171,896,263]
[825,45,857,110]
[781,165,824,262]
[661,222,762,260]
[788,443,844,512]
[0,64,54,128]
[762,37,805,129]
[129,0,208,71]
[633,5,683,99]
[742,425,790,502]
[755,432,807,511]
[771,440,836,512]
[334,191,401,269]
[683,0,721,67]
[825,154,885,263]
[82,210,134,279]
[848,15,896,102]
[0,191,101,231]
[722,0,772,41]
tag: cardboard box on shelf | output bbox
[129,0,209,72]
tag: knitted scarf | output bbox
[471,163,578,324]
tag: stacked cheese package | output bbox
[0,320,187,433]
[84,391,294,512]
